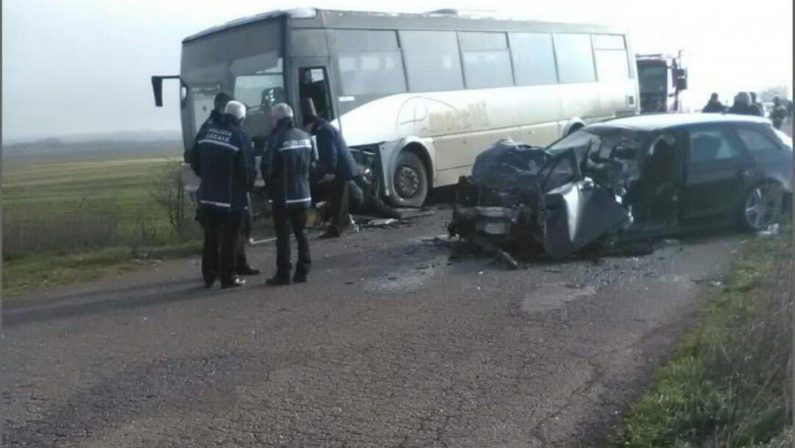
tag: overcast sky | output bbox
[2,0,792,142]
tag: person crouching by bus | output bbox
[303,110,359,239]
[190,100,256,289]
[262,103,315,286]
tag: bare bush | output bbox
[151,161,192,238]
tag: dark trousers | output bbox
[236,207,253,268]
[272,206,311,278]
[326,179,350,234]
[201,211,242,285]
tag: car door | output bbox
[735,125,791,184]
[680,125,754,222]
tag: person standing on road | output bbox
[190,100,256,289]
[749,92,765,116]
[190,93,260,279]
[262,103,315,286]
[186,92,232,164]
[702,93,725,113]
[769,96,787,130]
[303,109,359,238]
[728,92,759,116]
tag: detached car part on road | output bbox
[449,114,792,260]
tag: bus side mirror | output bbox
[675,69,688,91]
[150,75,181,107]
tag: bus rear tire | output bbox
[390,151,428,208]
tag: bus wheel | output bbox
[391,151,428,208]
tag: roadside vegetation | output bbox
[2,141,202,299]
[608,232,792,447]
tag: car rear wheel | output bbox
[739,183,783,232]
[390,151,428,208]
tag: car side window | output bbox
[687,129,743,164]
[736,128,781,153]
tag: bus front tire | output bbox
[390,151,428,208]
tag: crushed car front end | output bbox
[449,138,635,260]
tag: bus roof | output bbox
[183,8,623,43]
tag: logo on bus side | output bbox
[428,101,489,134]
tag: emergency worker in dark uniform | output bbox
[191,100,256,289]
[189,93,259,278]
[303,111,359,238]
[262,103,315,285]
[186,92,232,164]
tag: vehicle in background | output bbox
[152,8,639,208]
[449,113,792,260]
[636,52,688,114]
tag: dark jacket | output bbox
[702,100,725,113]
[186,109,223,163]
[310,118,359,182]
[190,114,255,213]
[728,103,760,116]
[262,118,315,209]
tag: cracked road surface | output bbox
[1,210,742,447]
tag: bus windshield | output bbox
[637,64,668,95]
[181,21,284,140]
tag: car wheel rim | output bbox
[745,185,778,229]
[395,166,420,199]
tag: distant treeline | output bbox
[3,138,183,161]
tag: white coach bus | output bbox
[153,8,639,206]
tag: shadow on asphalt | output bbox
[3,279,213,328]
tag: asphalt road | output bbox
[1,207,743,447]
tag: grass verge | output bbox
[3,241,202,302]
[607,233,792,447]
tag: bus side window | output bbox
[299,67,334,121]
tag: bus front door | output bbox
[296,65,335,125]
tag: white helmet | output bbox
[224,100,247,121]
[271,103,294,120]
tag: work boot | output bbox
[220,277,246,289]
[265,275,291,286]
[236,265,261,276]
[203,271,217,288]
[292,271,307,284]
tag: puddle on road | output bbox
[521,283,597,313]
